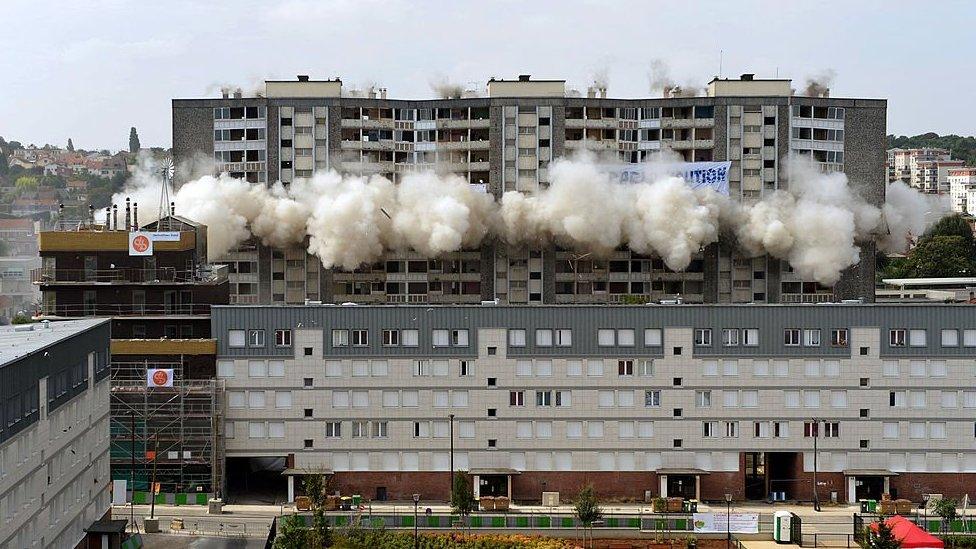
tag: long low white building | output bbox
[212,304,976,505]
[0,319,112,549]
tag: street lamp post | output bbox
[413,493,420,549]
[812,418,821,512]
[449,413,455,506]
[725,493,732,549]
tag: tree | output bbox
[11,313,32,324]
[308,508,331,548]
[924,215,975,255]
[273,513,308,549]
[67,138,74,152]
[574,484,603,526]
[934,498,957,535]
[14,175,38,195]
[895,236,976,278]
[129,127,141,153]
[451,470,475,519]
[867,519,902,549]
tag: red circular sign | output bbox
[132,235,150,253]
[152,370,169,386]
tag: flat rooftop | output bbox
[0,318,108,367]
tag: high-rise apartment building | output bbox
[173,73,887,306]
[887,147,965,193]
[0,318,112,549]
[213,304,976,504]
[948,166,976,214]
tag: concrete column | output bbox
[473,475,480,499]
[883,477,890,496]
[287,476,295,503]
[695,476,701,501]
[659,475,668,497]
[847,477,856,503]
[507,476,512,499]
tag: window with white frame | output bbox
[567,421,583,438]
[402,390,419,407]
[773,360,789,377]
[535,360,552,376]
[703,421,718,437]
[248,360,267,377]
[618,360,634,376]
[402,329,419,346]
[413,360,430,376]
[882,422,899,439]
[268,360,285,377]
[228,330,246,348]
[803,391,821,408]
[247,330,264,347]
[352,360,369,377]
[964,391,976,408]
[723,360,738,376]
[617,329,635,346]
[619,421,635,438]
[516,360,532,376]
[587,359,604,376]
[555,390,571,407]
[274,329,292,347]
[784,329,800,346]
[431,360,449,376]
[598,390,615,407]
[723,329,739,346]
[773,421,789,438]
[432,330,449,347]
[831,329,848,347]
[930,422,946,439]
[458,421,474,439]
[228,391,245,408]
[516,421,532,438]
[433,390,450,408]
[910,360,926,377]
[889,329,906,347]
[351,391,369,407]
[352,421,369,438]
[382,329,400,346]
[382,391,399,407]
[413,421,430,438]
[555,329,572,346]
[459,360,471,377]
[830,390,848,408]
[703,360,718,376]
[638,421,654,438]
[909,422,925,439]
[910,390,926,408]
[883,360,899,377]
[535,329,552,347]
[742,329,759,346]
[695,329,712,346]
[784,390,801,408]
[536,391,552,407]
[509,390,525,406]
[725,421,738,438]
[567,360,582,376]
[508,329,526,347]
[753,360,769,376]
[803,329,821,347]
[325,422,341,437]
[371,360,388,376]
[930,360,946,377]
[696,390,711,407]
[823,360,840,377]
[325,360,342,377]
[644,390,661,407]
[249,422,266,438]
[618,390,634,407]
[805,360,821,377]
[275,391,292,408]
[351,329,368,346]
[598,329,615,346]
[754,422,770,438]
[536,421,552,438]
[432,421,450,438]
[942,390,958,408]
[332,391,350,408]
[644,329,662,346]
[332,330,348,347]
[724,391,739,407]
[587,421,604,438]
[451,329,469,346]
[217,360,235,378]
[889,390,906,407]
[909,329,927,347]
[742,390,758,408]
[941,329,958,347]
[372,421,388,438]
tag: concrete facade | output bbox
[173,75,887,307]
[0,319,112,549]
[213,304,976,504]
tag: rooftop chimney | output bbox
[232,88,242,99]
[741,73,755,81]
[132,202,138,230]
[124,198,131,231]
[368,87,377,99]
[518,74,531,82]
[380,88,387,100]
[112,204,118,230]
[599,86,607,99]
[297,74,310,82]
[586,86,597,99]
[221,90,229,99]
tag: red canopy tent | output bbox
[871,515,945,549]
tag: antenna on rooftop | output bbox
[157,160,176,231]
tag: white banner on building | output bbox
[151,231,181,242]
[601,161,732,195]
[112,479,128,505]
[147,368,174,388]
[693,512,760,534]
[128,231,153,256]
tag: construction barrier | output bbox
[128,491,213,505]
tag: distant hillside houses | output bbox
[10,147,128,178]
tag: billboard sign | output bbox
[128,231,153,256]
[693,512,760,534]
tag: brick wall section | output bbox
[889,473,975,502]
[171,104,214,185]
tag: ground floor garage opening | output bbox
[766,452,803,501]
[225,456,287,503]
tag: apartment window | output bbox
[325,422,341,438]
[703,421,718,438]
[909,422,925,439]
[509,329,526,347]
[644,390,661,407]
[332,330,349,347]
[304,347,313,356]
[696,390,711,407]
[413,360,430,376]
[831,329,849,347]
[536,391,552,407]
[555,390,571,407]
[860,440,869,449]
[803,329,821,347]
[587,421,604,438]
[773,422,789,438]
[722,329,739,347]
[413,421,431,438]
[883,422,899,439]
[587,359,604,376]
[303,377,313,388]
[931,422,947,439]
[784,329,800,346]
[352,421,368,438]
[432,330,449,347]
[618,360,634,376]
[535,360,552,376]
[460,360,471,377]
[694,329,712,346]
[644,329,662,346]
[942,329,959,347]
[274,329,292,347]
[555,329,572,346]
[889,329,906,347]
[965,330,976,346]
[248,360,267,377]
[509,391,524,407]
[352,329,368,346]
[889,391,906,407]
[382,329,400,346]
[742,329,759,346]
[617,329,635,346]
[639,359,654,376]
[673,439,683,448]
[228,330,246,348]
[909,329,927,347]
[275,391,292,409]
[372,422,388,438]
[805,360,821,377]
[598,329,615,346]
[452,329,469,346]
[723,360,738,376]
[217,361,235,378]
[535,329,552,347]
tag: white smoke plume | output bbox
[104,154,948,284]
[801,69,836,97]
[647,58,703,98]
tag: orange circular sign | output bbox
[132,235,150,253]
[152,370,169,386]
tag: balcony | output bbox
[216,161,266,173]
[780,293,834,304]
[38,302,214,318]
[32,265,228,285]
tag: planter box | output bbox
[295,496,312,511]
[495,497,510,511]
[667,498,684,512]
[895,500,914,514]
[879,501,896,515]
[479,497,496,511]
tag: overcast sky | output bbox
[1,0,973,151]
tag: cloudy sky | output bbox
[1,0,973,151]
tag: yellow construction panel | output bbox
[111,338,216,356]
[38,231,195,252]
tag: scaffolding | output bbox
[109,360,222,494]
